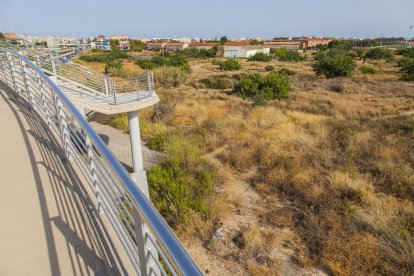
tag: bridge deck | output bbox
[0,85,108,275]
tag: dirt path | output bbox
[184,146,328,275]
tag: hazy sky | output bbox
[0,0,413,39]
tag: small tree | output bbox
[220,36,229,45]
[0,32,5,39]
[312,55,356,78]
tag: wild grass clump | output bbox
[213,59,242,71]
[200,75,233,89]
[264,65,274,72]
[273,48,306,61]
[278,68,295,76]
[135,53,191,73]
[79,51,129,63]
[365,48,394,60]
[147,132,217,227]
[398,58,414,81]
[153,67,188,87]
[360,66,378,74]
[248,52,272,62]
[330,83,345,93]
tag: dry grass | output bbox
[81,53,414,275]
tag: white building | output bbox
[223,45,270,58]
[173,37,192,44]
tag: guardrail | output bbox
[0,39,153,103]
[0,47,202,275]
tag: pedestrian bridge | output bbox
[0,45,201,275]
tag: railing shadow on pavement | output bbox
[0,82,127,275]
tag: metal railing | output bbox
[0,39,154,105]
[0,48,202,275]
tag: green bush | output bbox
[276,50,306,62]
[79,51,128,63]
[347,50,358,59]
[79,54,114,63]
[399,58,414,81]
[312,55,357,78]
[135,59,158,70]
[365,48,393,60]
[328,40,353,51]
[265,65,275,72]
[234,73,291,102]
[135,53,191,73]
[219,59,241,71]
[359,66,378,74]
[248,52,272,62]
[153,67,188,87]
[396,48,414,58]
[129,39,145,52]
[212,59,223,65]
[104,61,125,76]
[148,134,217,227]
[278,68,295,76]
[201,76,232,89]
[180,47,217,58]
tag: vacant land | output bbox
[80,49,414,275]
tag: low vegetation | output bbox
[312,54,357,78]
[360,66,378,74]
[212,59,242,71]
[365,47,394,60]
[234,72,291,105]
[200,75,233,89]
[85,45,414,275]
[273,48,307,61]
[153,67,188,87]
[148,131,217,227]
[136,53,191,73]
[248,52,272,62]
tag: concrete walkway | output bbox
[0,86,108,275]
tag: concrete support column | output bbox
[127,110,160,275]
[127,110,149,196]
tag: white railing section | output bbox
[0,48,202,276]
[0,39,154,106]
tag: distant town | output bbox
[2,32,414,59]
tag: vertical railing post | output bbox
[0,57,8,85]
[133,209,149,276]
[86,136,104,214]
[20,60,36,109]
[54,96,74,163]
[38,74,52,129]
[136,78,139,99]
[6,52,19,94]
[50,53,58,83]
[35,55,41,68]
[104,76,109,95]
[76,103,105,215]
[147,71,153,91]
